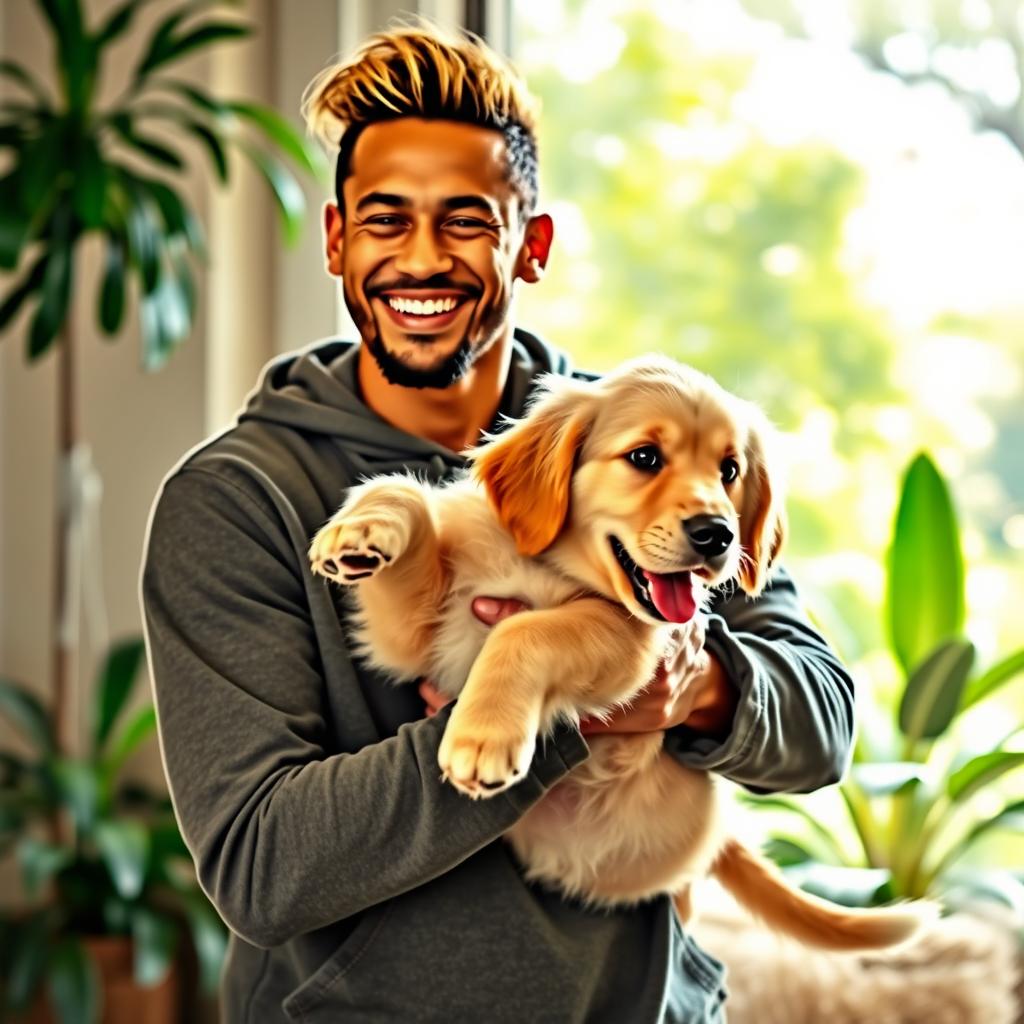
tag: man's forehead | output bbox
[347,118,513,206]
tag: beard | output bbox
[345,279,508,391]
[365,332,476,390]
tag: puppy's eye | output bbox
[720,457,740,484]
[626,446,663,473]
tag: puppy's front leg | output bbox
[438,597,658,798]
[309,477,447,667]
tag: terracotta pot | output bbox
[22,935,180,1024]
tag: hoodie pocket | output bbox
[281,900,395,1023]
[666,923,729,1024]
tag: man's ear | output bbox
[324,201,344,277]
[514,212,554,284]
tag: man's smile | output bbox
[373,290,477,335]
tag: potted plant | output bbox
[0,0,326,751]
[1,1,326,1019]
[744,452,1024,914]
[0,638,227,1023]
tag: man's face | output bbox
[324,118,552,389]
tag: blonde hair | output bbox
[301,22,541,211]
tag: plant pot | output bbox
[22,935,179,1024]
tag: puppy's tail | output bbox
[707,838,935,951]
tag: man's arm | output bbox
[140,468,588,948]
[665,566,855,794]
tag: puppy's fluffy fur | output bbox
[310,355,929,951]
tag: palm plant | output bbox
[0,640,227,1022]
[0,0,326,753]
[748,453,1024,914]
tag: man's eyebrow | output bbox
[442,195,499,216]
[355,192,409,213]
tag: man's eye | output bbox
[366,216,403,228]
[447,218,488,229]
[626,446,663,473]
[720,457,739,484]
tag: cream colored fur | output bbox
[309,355,932,950]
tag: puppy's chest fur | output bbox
[346,478,587,696]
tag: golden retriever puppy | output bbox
[308,355,928,951]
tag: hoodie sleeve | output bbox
[140,467,589,949]
[663,567,855,794]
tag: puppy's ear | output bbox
[737,407,786,596]
[470,379,595,556]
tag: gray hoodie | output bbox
[140,330,855,1023]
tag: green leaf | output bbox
[46,939,100,1024]
[110,115,184,170]
[95,819,150,900]
[850,761,926,795]
[125,197,162,294]
[886,453,965,674]
[935,799,1024,878]
[961,648,1024,711]
[28,207,74,360]
[0,59,52,108]
[152,77,229,117]
[18,124,67,211]
[131,906,178,987]
[5,910,52,1011]
[784,863,894,908]
[229,101,328,180]
[93,638,147,755]
[137,17,250,80]
[132,175,204,252]
[739,793,849,862]
[51,760,102,834]
[941,870,1024,917]
[17,837,74,898]
[181,892,227,993]
[136,102,231,183]
[0,678,55,753]
[238,142,306,246]
[95,0,162,47]
[139,273,191,371]
[763,836,814,867]
[898,639,975,743]
[99,236,126,334]
[947,751,1024,804]
[0,172,34,269]
[105,706,157,779]
[71,137,108,228]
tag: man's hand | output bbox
[419,596,530,716]
[579,618,737,739]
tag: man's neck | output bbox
[357,333,513,453]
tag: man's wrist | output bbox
[680,652,737,739]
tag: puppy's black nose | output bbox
[683,515,734,559]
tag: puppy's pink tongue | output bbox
[643,570,696,623]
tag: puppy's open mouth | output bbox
[609,536,698,624]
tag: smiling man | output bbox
[141,23,855,1024]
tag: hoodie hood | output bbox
[236,328,576,480]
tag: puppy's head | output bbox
[470,356,785,624]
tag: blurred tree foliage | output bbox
[522,10,901,445]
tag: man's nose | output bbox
[394,221,454,278]
[682,515,734,559]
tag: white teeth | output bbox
[387,296,458,315]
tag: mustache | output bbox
[365,274,481,298]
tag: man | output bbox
[140,24,854,1023]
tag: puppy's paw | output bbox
[437,706,536,799]
[308,514,407,583]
